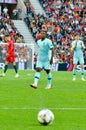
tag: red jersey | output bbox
[5,40,15,63]
[7,40,15,56]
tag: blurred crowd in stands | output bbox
[0,6,24,43]
[24,0,86,70]
[0,0,86,70]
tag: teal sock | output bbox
[73,68,76,78]
[81,68,84,79]
[34,72,40,85]
[4,65,8,73]
[47,72,52,85]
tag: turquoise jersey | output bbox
[72,40,84,64]
[37,38,53,62]
[72,40,84,57]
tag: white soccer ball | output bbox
[37,109,54,125]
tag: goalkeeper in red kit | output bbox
[0,35,19,78]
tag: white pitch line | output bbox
[0,107,86,110]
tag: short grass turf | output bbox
[0,70,86,130]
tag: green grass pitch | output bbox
[0,70,86,130]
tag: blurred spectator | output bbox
[3,6,8,17]
[13,8,18,20]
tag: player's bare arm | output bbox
[81,41,85,50]
[50,48,54,65]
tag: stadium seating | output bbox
[24,0,86,68]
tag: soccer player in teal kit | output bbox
[30,30,54,89]
[71,33,85,81]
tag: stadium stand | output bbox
[0,14,25,43]
[0,0,86,70]
[0,0,27,43]
[24,0,86,70]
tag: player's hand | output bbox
[71,47,73,51]
[6,53,9,56]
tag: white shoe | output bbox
[45,84,52,89]
[72,78,76,81]
[81,78,85,81]
[30,84,37,89]
[15,73,19,78]
[0,73,6,77]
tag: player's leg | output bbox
[0,60,9,77]
[12,62,19,78]
[72,57,78,80]
[45,69,52,89]
[30,68,42,88]
[44,62,52,89]
[11,55,19,78]
[30,61,42,88]
[4,61,9,73]
[72,64,77,80]
[80,64,85,80]
[79,57,85,80]
[13,62,18,73]
[2,61,9,76]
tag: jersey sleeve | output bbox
[48,39,53,49]
[81,41,85,49]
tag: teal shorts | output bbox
[73,56,84,64]
[36,61,51,70]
